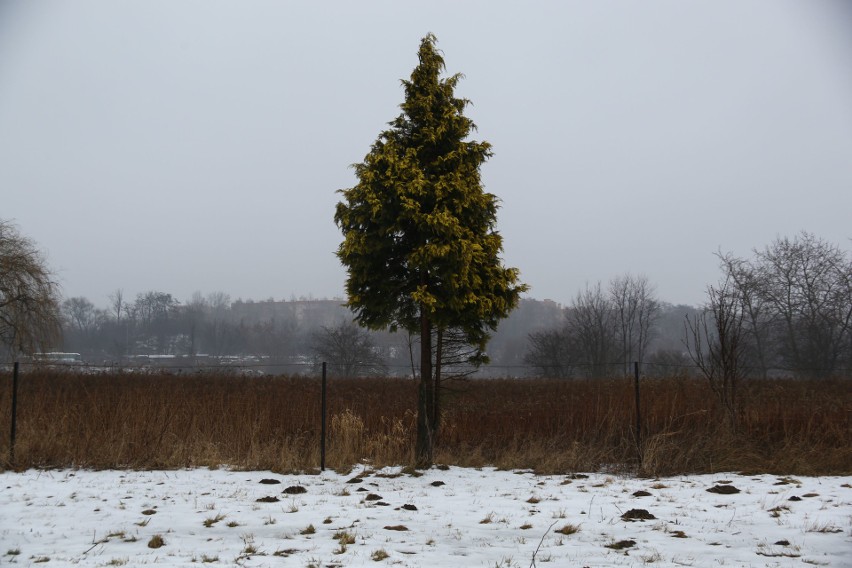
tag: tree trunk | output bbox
[415,308,433,467]
[407,331,417,380]
[432,327,443,443]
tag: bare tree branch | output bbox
[0,220,62,359]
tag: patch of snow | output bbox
[1,467,849,566]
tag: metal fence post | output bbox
[10,361,19,467]
[321,362,327,471]
[634,361,642,468]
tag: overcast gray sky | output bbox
[2,1,851,308]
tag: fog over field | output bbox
[2,1,851,307]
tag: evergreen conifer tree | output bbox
[335,34,526,466]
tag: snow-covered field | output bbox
[1,467,849,567]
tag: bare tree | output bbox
[104,288,130,359]
[753,233,852,378]
[716,252,774,378]
[108,289,124,324]
[62,297,98,335]
[204,291,233,356]
[567,283,618,378]
[132,291,181,354]
[60,296,109,354]
[0,220,62,359]
[207,291,231,315]
[183,291,208,356]
[684,275,746,429]
[609,274,659,374]
[311,321,386,378]
[523,327,575,378]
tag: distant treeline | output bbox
[50,232,852,380]
[53,288,696,377]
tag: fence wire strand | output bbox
[5,359,851,377]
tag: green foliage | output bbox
[335,33,526,357]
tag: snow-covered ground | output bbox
[1,467,849,567]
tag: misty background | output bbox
[2,1,852,372]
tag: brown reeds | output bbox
[0,370,849,475]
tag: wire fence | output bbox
[4,358,850,470]
[0,358,687,470]
[4,358,851,379]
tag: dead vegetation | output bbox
[0,371,850,475]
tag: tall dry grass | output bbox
[0,370,849,475]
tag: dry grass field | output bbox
[1,370,849,475]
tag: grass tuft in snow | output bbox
[554,523,580,536]
[203,513,226,527]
